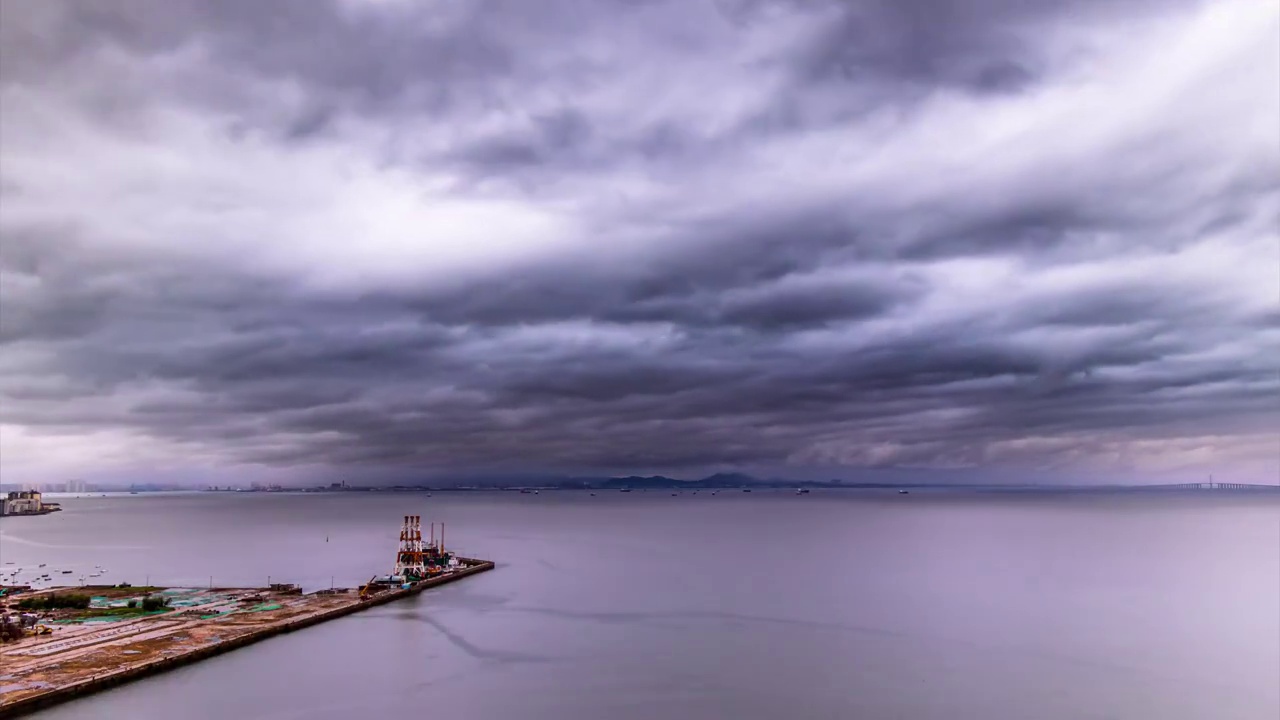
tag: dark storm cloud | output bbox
[395,250,918,331]
[789,0,1197,87]
[0,0,1275,482]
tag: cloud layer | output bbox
[1,0,1277,484]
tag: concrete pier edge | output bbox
[0,560,495,719]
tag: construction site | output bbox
[0,516,493,718]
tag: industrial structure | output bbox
[393,515,428,579]
[0,491,59,517]
[357,516,462,599]
[390,515,456,582]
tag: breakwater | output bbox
[0,560,494,719]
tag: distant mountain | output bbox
[695,472,757,487]
[598,476,687,489]
[591,474,763,489]
[574,474,845,490]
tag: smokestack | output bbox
[441,522,445,554]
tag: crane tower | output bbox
[394,515,427,579]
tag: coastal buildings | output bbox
[0,491,59,517]
[1,481,89,494]
[1,491,41,516]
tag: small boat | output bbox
[898,490,909,495]
[742,489,751,493]
[590,493,596,496]
[61,570,73,574]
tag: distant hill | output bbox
[594,474,767,490]
[576,474,854,490]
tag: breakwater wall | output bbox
[0,560,495,719]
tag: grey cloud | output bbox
[790,0,1200,88]
[0,0,1178,145]
[0,0,1274,482]
[4,249,1268,473]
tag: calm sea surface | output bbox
[2,491,1277,720]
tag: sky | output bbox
[0,0,1276,486]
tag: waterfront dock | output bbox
[0,559,494,718]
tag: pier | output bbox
[0,559,494,718]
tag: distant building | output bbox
[3,490,43,515]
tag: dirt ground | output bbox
[0,586,360,706]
